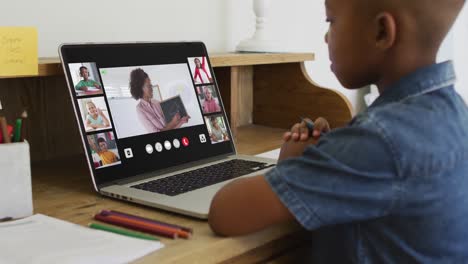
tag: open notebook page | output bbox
[0,214,163,264]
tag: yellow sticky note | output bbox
[0,27,38,77]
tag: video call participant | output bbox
[75,66,102,91]
[193,57,213,84]
[209,117,228,142]
[88,137,120,166]
[130,68,190,133]
[202,87,221,113]
[85,101,111,130]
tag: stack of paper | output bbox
[0,214,164,264]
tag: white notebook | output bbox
[0,214,164,264]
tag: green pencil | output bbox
[13,118,22,142]
[89,222,160,241]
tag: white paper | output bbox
[0,141,33,219]
[0,214,164,264]
[255,148,280,160]
[86,86,100,91]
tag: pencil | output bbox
[0,117,11,143]
[99,213,191,239]
[94,213,179,239]
[20,110,27,142]
[89,222,160,241]
[300,117,315,131]
[13,118,22,142]
[106,210,193,233]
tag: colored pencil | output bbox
[97,212,191,239]
[94,213,179,239]
[19,110,27,142]
[89,222,159,241]
[106,210,193,233]
[12,118,22,142]
[0,117,10,143]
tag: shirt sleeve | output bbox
[91,79,101,87]
[264,123,399,230]
[75,81,84,90]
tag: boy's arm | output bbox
[92,80,101,88]
[209,175,294,236]
[209,140,311,236]
[99,109,110,127]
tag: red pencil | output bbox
[103,213,191,239]
[94,213,178,239]
[106,210,193,233]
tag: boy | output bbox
[88,137,119,165]
[209,0,468,263]
[75,66,101,91]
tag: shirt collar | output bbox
[370,61,456,108]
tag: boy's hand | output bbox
[278,139,311,162]
[283,117,330,142]
[311,117,331,138]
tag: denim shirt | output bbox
[265,61,468,263]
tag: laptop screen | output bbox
[60,43,235,188]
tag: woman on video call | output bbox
[130,68,189,133]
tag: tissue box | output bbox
[0,141,33,219]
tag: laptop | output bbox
[59,42,276,219]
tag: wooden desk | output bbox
[1,53,352,263]
[33,126,307,264]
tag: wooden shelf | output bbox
[0,53,314,79]
[210,52,314,67]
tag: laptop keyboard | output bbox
[131,159,275,196]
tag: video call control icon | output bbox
[182,137,190,147]
[199,134,207,143]
[173,139,181,149]
[124,148,133,159]
[164,140,172,150]
[145,144,154,154]
[155,142,163,152]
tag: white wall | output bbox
[450,3,468,103]
[437,3,468,103]
[0,0,227,56]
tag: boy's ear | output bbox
[374,12,397,50]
